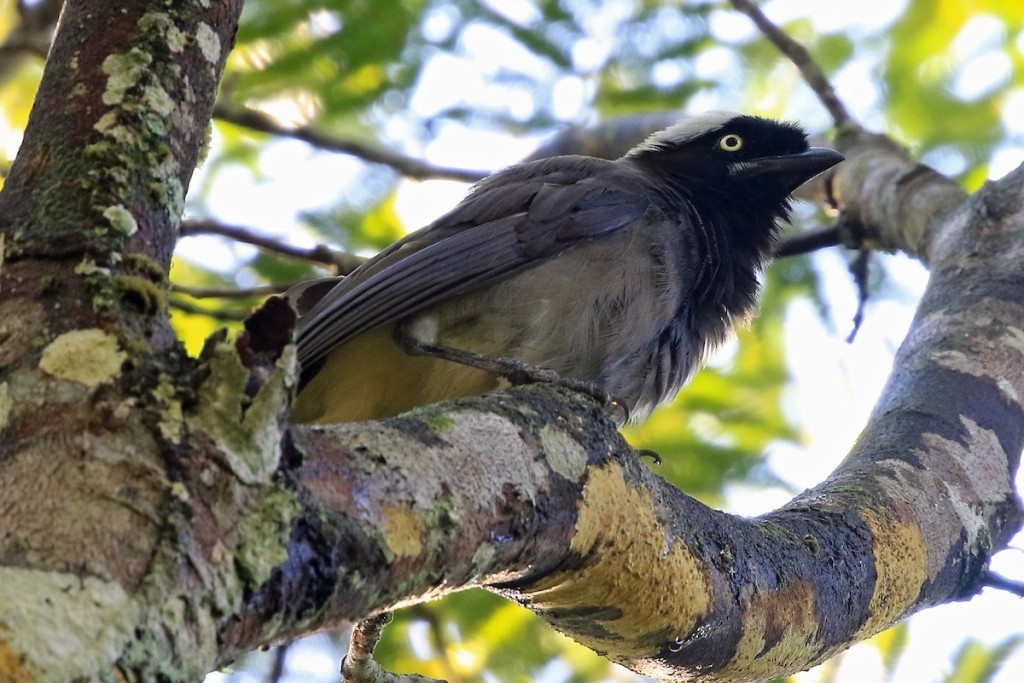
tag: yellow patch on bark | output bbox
[0,640,32,683]
[37,329,126,387]
[522,462,711,660]
[855,507,928,639]
[719,579,832,681]
[381,503,425,559]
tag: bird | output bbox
[286,111,843,425]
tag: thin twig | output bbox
[846,249,871,343]
[341,613,445,683]
[265,642,292,683]
[171,283,288,299]
[0,39,47,60]
[773,225,842,258]
[168,298,248,321]
[729,0,856,130]
[982,569,1024,597]
[213,103,486,183]
[180,219,364,273]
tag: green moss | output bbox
[139,12,187,53]
[420,414,456,431]
[39,275,59,293]
[422,493,462,548]
[0,568,138,682]
[471,542,496,572]
[84,141,112,156]
[123,252,168,281]
[103,204,138,235]
[117,597,209,683]
[188,338,295,484]
[114,275,167,315]
[101,48,153,106]
[80,13,195,245]
[38,329,127,387]
[233,487,297,591]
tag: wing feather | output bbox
[296,156,651,367]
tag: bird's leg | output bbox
[394,323,629,422]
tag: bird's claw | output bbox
[636,448,663,466]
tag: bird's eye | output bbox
[718,133,744,152]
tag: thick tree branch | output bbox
[831,132,969,264]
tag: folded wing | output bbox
[296,156,652,367]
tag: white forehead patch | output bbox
[628,110,739,155]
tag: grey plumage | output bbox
[291,112,843,424]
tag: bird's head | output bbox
[626,111,843,216]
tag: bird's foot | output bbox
[636,448,663,465]
[505,362,630,423]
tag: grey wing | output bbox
[296,157,651,367]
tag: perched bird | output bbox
[288,111,842,425]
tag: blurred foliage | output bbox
[943,635,1024,683]
[0,0,1021,681]
[884,0,1023,189]
[377,591,622,682]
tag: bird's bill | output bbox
[728,147,844,190]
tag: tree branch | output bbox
[845,248,871,342]
[213,103,486,183]
[773,224,842,258]
[982,569,1024,597]
[169,297,249,321]
[180,219,365,273]
[170,283,288,299]
[342,614,444,683]
[729,0,857,130]
[832,132,968,264]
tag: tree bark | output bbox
[0,3,1021,683]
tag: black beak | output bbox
[729,147,844,193]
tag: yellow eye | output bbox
[718,133,743,152]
